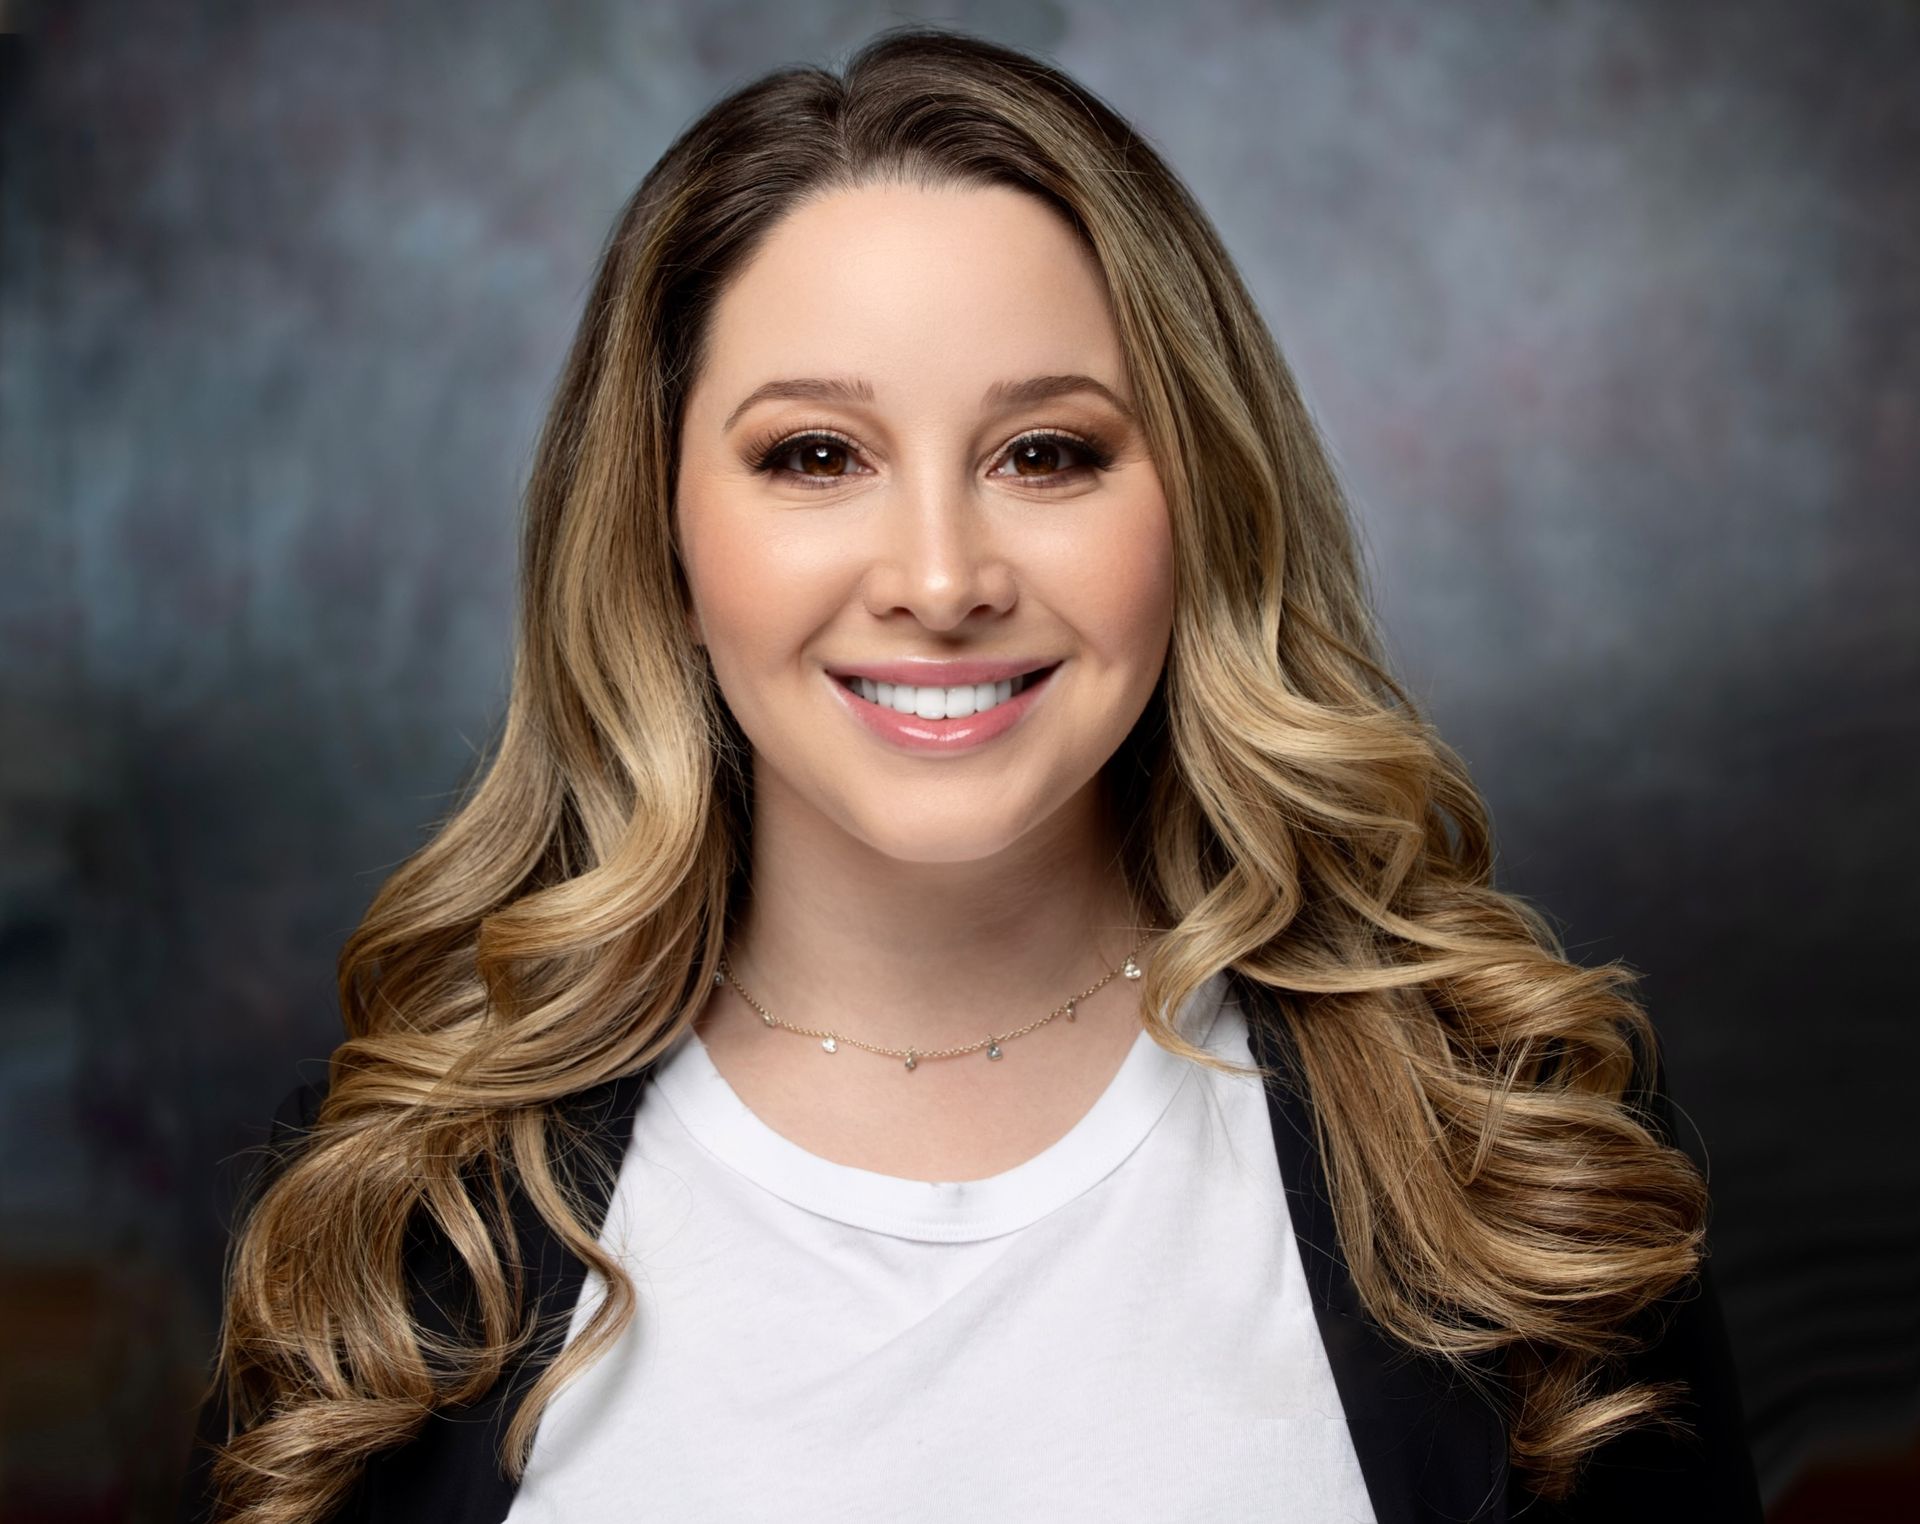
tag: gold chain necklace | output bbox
[710,928,1156,1073]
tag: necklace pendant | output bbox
[1064,997,1077,1022]
[821,1035,837,1053]
[1122,954,1142,980]
[904,1051,917,1071]
[987,1040,1003,1060]
[762,1012,775,1026]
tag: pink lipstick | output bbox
[824,659,1062,755]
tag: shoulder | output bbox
[173,1074,340,1524]
[1235,970,1761,1519]
[260,1075,330,1167]
[271,1077,328,1138]
[1515,1026,1764,1521]
[224,1076,332,1220]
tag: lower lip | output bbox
[827,665,1061,754]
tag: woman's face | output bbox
[674,181,1174,865]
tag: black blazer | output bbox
[177,971,1763,1523]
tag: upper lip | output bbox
[824,656,1061,687]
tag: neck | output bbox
[723,766,1154,1055]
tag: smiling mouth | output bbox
[833,663,1060,716]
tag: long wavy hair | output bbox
[202,23,1708,1521]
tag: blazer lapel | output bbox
[1237,973,1509,1524]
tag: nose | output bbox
[861,470,1017,631]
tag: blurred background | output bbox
[2,0,1915,1518]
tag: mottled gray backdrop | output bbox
[2,1,1915,1518]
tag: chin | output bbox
[841,806,1033,867]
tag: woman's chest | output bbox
[505,1090,1375,1521]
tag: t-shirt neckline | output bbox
[648,967,1232,1243]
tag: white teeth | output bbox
[852,673,1033,717]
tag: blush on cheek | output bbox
[1057,499,1176,662]
[679,492,865,745]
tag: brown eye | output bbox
[750,430,868,487]
[1006,436,1074,477]
[991,431,1114,484]
[790,438,853,478]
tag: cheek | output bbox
[1044,489,1176,663]
[680,493,841,668]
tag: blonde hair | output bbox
[201,24,1707,1519]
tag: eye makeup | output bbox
[742,422,1119,492]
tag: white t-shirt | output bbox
[507,967,1377,1523]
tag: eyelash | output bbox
[745,425,1116,491]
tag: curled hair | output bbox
[200,24,1708,1519]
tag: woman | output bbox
[178,24,1762,1523]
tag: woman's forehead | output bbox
[693,183,1126,421]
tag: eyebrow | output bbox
[722,373,1136,433]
